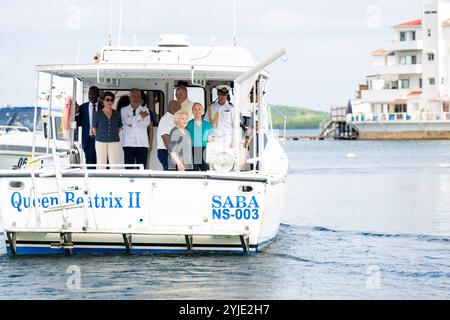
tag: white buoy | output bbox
[346,153,356,158]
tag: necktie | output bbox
[91,103,96,135]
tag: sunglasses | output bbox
[104,98,114,102]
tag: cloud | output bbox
[0,0,432,109]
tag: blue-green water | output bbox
[1,138,450,299]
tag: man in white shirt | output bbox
[176,86,194,120]
[157,100,181,170]
[121,89,151,169]
[205,87,234,147]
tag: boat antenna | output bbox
[118,0,124,46]
[76,40,81,63]
[233,0,237,46]
[108,0,113,46]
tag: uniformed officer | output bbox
[205,87,234,147]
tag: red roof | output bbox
[394,19,422,28]
[371,48,385,56]
[408,91,422,97]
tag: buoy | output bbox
[346,153,356,158]
[63,96,72,131]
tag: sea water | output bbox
[0,136,450,299]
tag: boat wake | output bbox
[279,223,450,244]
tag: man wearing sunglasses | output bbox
[121,88,151,169]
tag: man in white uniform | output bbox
[205,87,234,147]
[121,89,151,169]
[176,86,194,121]
[157,100,181,171]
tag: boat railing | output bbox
[0,125,31,133]
[24,162,145,172]
[269,105,287,150]
[331,107,347,122]
[351,112,450,123]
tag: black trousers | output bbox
[84,136,97,169]
[192,147,210,172]
[124,147,148,169]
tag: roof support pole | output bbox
[47,73,54,154]
[32,72,40,159]
[233,48,287,172]
[71,78,77,149]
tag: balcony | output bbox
[373,64,423,75]
[352,112,450,123]
[361,89,411,103]
[385,40,423,51]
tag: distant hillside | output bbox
[270,105,329,129]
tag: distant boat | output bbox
[0,106,71,170]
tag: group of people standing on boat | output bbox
[76,85,243,171]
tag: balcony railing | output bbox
[361,89,411,103]
[373,64,423,75]
[352,112,450,123]
[385,40,423,51]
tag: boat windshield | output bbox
[0,109,15,126]
[0,108,42,131]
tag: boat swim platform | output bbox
[3,228,252,255]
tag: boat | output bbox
[0,106,72,170]
[0,34,289,255]
[349,0,450,140]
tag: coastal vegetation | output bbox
[270,105,328,129]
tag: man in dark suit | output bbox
[76,86,102,167]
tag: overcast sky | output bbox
[0,0,426,111]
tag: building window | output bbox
[442,78,446,85]
[428,29,432,37]
[429,78,436,85]
[420,78,423,88]
[400,55,417,65]
[428,53,435,61]
[395,104,407,113]
[444,102,450,113]
[400,31,416,41]
[400,79,410,89]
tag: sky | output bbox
[0,0,427,111]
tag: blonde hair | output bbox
[173,110,189,125]
[192,103,205,113]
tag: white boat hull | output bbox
[0,170,286,255]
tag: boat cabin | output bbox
[34,35,285,173]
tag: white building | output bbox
[352,0,450,139]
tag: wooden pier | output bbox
[318,107,358,140]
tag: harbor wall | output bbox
[358,131,450,140]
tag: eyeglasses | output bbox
[104,98,114,102]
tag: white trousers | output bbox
[95,141,122,169]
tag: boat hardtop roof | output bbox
[35,36,264,81]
